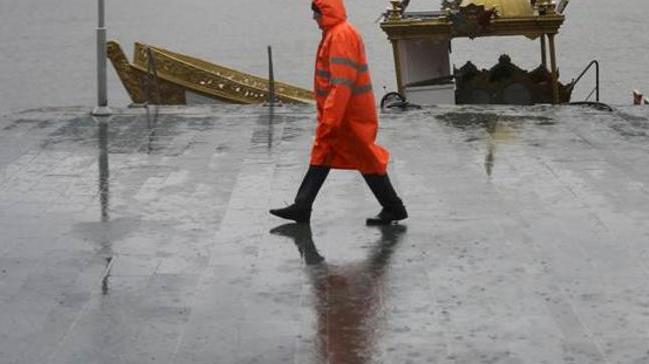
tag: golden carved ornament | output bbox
[536,0,556,15]
[107,41,146,103]
[106,40,314,105]
[386,0,404,21]
[107,41,186,104]
[133,43,313,105]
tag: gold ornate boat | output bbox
[107,41,314,105]
[380,0,575,105]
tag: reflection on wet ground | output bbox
[271,222,406,363]
[270,224,325,265]
[1,104,649,363]
[437,111,546,177]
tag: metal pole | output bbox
[92,0,112,116]
[548,33,559,104]
[98,0,105,28]
[391,39,404,96]
[267,46,276,106]
[595,60,600,102]
[540,34,547,69]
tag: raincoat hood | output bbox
[312,0,347,29]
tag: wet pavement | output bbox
[1,104,649,363]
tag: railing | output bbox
[572,60,599,102]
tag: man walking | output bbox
[269,0,407,225]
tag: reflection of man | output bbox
[269,0,407,226]
[271,223,406,363]
[484,117,516,177]
[270,223,324,265]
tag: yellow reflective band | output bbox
[352,84,373,95]
[316,83,372,97]
[316,69,331,79]
[315,88,328,97]
[330,77,355,88]
[330,57,368,72]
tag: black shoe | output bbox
[269,203,311,223]
[270,165,329,224]
[366,204,408,226]
[362,173,408,225]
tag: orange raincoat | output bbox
[309,0,389,175]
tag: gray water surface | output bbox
[0,0,648,114]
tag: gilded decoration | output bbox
[386,0,405,21]
[459,0,535,17]
[442,0,463,11]
[450,4,496,38]
[454,55,573,104]
[380,0,568,104]
[536,0,557,15]
[107,41,146,103]
[106,41,189,105]
[133,43,314,105]
[107,40,314,105]
[381,0,563,40]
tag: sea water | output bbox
[0,0,647,114]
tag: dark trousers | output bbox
[295,165,402,210]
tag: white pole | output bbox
[92,0,111,116]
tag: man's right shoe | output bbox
[366,204,408,226]
[269,203,311,223]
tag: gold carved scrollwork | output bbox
[107,41,185,104]
[386,0,404,21]
[537,0,556,15]
[454,56,572,104]
[107,40,313,105]
[442,0,462,11]
[450,4,496,38]
[133,43,313,104]
[107,41,146,103]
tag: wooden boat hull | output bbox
[107,41,314,105]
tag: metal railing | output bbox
[572,60,600,102]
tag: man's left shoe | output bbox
[269,203,311,223]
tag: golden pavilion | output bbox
[379,0,573,105]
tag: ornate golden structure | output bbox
[454,56,572,104]
[461,0,534,17]
[107,41,314,105]
[380,0,570,104]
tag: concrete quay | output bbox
[1,104,649,363]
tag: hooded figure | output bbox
[310,0,388,174]
[269,0,408,225]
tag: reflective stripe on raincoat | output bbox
[310,0,389,175]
